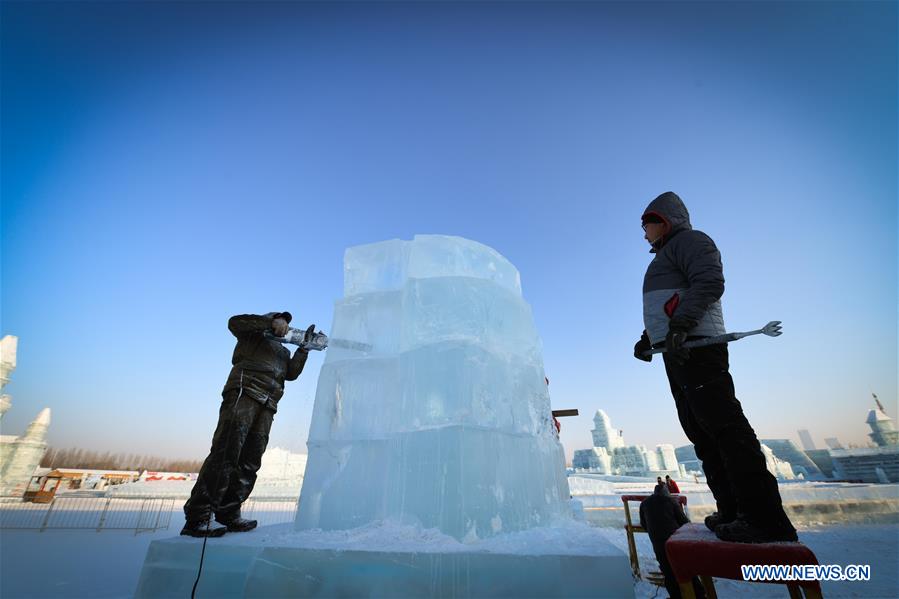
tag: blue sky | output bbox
[2,1,896,461]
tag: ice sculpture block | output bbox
[297,235,569,540]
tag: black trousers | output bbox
[183,390,274,522]
[663,344,794,532]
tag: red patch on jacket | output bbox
[664,293,680,318]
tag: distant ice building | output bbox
[675,441,798,480]
[256,447,308,481]
[760,443,797,480]
[590,410,624,450]
[572,410,680,477]
[0,336,52,496]
[759,439,822,479]
[830,396,899,483]
[797,429,817,451]
[804,449,836,478]
[831,446,899,483]
[253,447,308,495]
[824,437,845,450]
[866,395,899,447]
[675,444,702,473]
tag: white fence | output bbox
[0,496,298,533]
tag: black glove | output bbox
[303,324,316,344]
[633,331,652,362]
[665,316,697,365]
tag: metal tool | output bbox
[642,321,783,356]
[551,409,580,418]
[265,327,374,353]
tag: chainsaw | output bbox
[264,326,373,353]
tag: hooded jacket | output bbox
[641,192,726,345]
[222,313,308,412]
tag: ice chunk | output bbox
[326,291,403,361]
[342,235,521,297]
[298,427,569,539]
[407,235,522,295]
[310,342,548,443]
[306,357,402,443]
[300,235,568,541]
[402,277,539,359]
[343,238,410,297]
[325,278,540,363]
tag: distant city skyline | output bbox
[2,1,896,461]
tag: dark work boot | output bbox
[180,519,227,538]
[216,516,258,532]
[715,518,798,543]
[704,511,736,532]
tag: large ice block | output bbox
[298,427,569,539]
[135,521,634,598]
[327,277,541,362]
[406,235,522,294]
[299,236,567,540]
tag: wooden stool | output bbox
[621,493,688,579]
[665,523,823,598]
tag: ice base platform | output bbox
[134,521,634,598]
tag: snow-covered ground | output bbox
[1,506,896,598]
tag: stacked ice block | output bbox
[296,235,571,540]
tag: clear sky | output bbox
[2,1,896,463]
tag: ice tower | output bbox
[297,235,570,539]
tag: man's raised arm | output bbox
[286,348,309,381]
[228,314,276,337]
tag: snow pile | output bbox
[214,516,621,557]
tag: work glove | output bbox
[633,331,652,362]
[295,324,316,352]
[302,325,330,352]
[665,316,697,365]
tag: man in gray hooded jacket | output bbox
[633,192,797,544]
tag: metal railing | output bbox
[0,495,298,533]
[0,496,176,533]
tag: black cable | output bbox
[190,526,211,599]
[191,371,247,599]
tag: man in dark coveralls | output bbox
[633,192,797,544]
[182,312,311,537]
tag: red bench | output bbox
[665,523,823,598]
